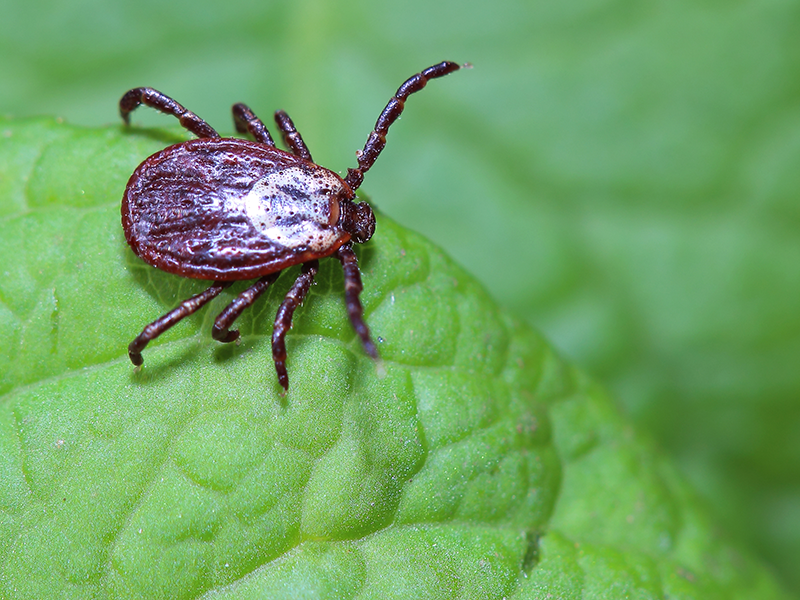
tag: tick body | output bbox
[120,60,465,389]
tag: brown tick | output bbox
[120,61,465,389]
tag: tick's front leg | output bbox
[335,243,378,361]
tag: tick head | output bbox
[339,200,375,244]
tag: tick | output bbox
[120,60,465,389]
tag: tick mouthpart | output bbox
[340,200,376,244]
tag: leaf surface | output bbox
[0,118,792,599]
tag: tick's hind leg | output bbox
[274,110,313,161]
[212,272,281,343]
[120,88,220,139]
[272,260,319,390]
[128,281,233,366]
[232,103,276,146]
[335,243,379,360]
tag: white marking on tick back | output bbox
[241,166,343,251]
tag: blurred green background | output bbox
[2,0,799,592]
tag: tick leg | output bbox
[232,103,276,146]
[128,281,233,366]
[274,110,313,161]
[120,88,219,138]
[272,260,319,390]
[335,243,379,360]
[344,61,465,191]
[212,272,281,343]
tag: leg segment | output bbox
[212,272,281,343]
[232,103,276,146]
[272,260,319,390]
[274,110,313,161]
[128,281,233,366]
[335,243,378,360]
[120,87,219,138]
[344,61,464,191]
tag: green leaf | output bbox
[0,118,791,599]
[3,1,800,591]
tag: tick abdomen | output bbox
[122,138,350,280]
